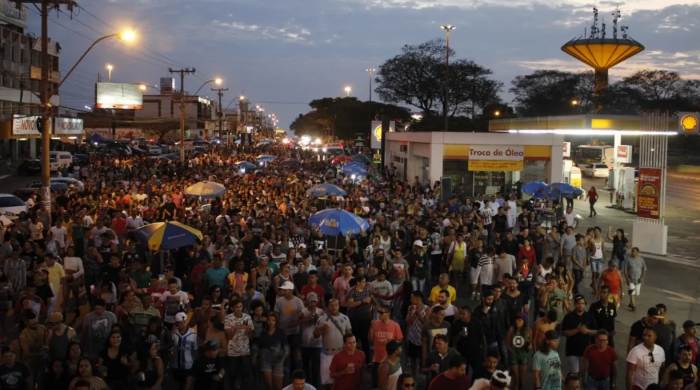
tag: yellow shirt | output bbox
[429,284,457,304]
[45,263,65,296]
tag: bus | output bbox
[573,145,614,166]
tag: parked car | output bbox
[49,151,73,169]
[72,153,89,165]
[0,193,28,216]
[51,177,85,192]
[28,181,69,193]
[146,144,163,155]
[17,159,42,175]
[580,163,610,178]
[12,188,37,201]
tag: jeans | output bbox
[585,376,610,390]
[573,269,584,293]
[301,347,321,388]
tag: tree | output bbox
[375,39,501,118]
[510,70,594,116]
[290,97,410,140]
[607,70,700,112]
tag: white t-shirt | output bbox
[626,343,665,390]
[224,312,253,357]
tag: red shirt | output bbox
[330,349,366,390]
[428,372,469,390]
[583,345,617,379]
[300,284,325,301]
[370,320,403,363]
[518,246,537,268]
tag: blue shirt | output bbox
[205,266,230,288]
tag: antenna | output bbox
[612,9,621,39]
[590,8,600,38]
[601,17,606,39]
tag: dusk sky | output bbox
[27,0,700,129]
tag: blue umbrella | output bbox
[532,187,558,200]
[341,163,368,176]
[136,221,203,251]
[307,183,347,198]
[522,181,548,195]
[309,208,369,236]
[234,161,257,172]
[351,154,372,164]
[549,182,584,197]
[343,161,367,169]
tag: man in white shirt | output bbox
[314,298,352,386]
[63,246,84,303]
[627,328,665,390]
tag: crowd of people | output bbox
[0,141,696,390]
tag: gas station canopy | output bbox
[489,114,677,136]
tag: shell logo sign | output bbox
[679,113,698,135]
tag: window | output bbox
[400,145,408,152]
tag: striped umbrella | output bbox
[184,181,226,198]
[136,221,203,251]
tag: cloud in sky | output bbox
[31,0,700,128]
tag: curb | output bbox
[602,242,699,269]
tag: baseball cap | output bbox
[174,312,188,322]
[280,281,295,290]
[306,292,319,303]
[647,307,661,318]
[413,240,424,248]
[491,370,512,388]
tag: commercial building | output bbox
[0,0,62,160]
[384,131,563,197]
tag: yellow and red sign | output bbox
[637,167,662,219]
[467,145,524,172]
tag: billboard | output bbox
[96,82,143,110]
[12,116,83,136]
[616,145,632,163]
[637,167,662,219]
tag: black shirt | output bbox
[589,300,617,333]
[562,310,597,356]
[0,363,31,390]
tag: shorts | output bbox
[470,266,481,284]
[566,355,581,373]
[510,348,530,365]
[628,281,642,296]
[320,351,336,385]
[590,258,603,273]
[260,347,287,376]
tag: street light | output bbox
[344,85,352,97]
[571,99,580,106]
[138,84,147,92]
[59,28,137,88]
[40,27,138,215]
[194,77,223,95]
[494,110,501,117]
[365,67,376,102]
[440,24,455,132]
[105,63,113,81]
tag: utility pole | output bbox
[169,67,196,162]
[211,87,228,143]
[16,0,76,217]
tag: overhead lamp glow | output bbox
[506,129,678,136]
[118,28,137,43]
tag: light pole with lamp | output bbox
[440,24,455,132]
[105,63,113,81]
[344,85,352,97]
[174,77,222,159]
[38,28,137,215]
[365,67,376,102]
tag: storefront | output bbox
[0,116,84,161]
[384,132,563,197]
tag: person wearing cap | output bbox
[469,369,512,390]
[562,295,598,374]
[407,240,428,294]
[314,298,352,387]
[46,311,77,362]
[533,330,563,390]
[301,292,323,388]
[274,280,305,371]
[672,320,699,365]
[169,311,197,389]
[628,308,662,353]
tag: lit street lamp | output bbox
[194,77,223,95]
[40,27,138,215]
[344,85,352,97]
[106,63,113,81]
[365,67,376,102]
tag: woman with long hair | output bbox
[135,340,164,390]
[395,373,416,390]
[99,331,134,389]
[68,358,108,390]
[258,312,288,390]
[587,186,598,217]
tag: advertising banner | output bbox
[562,142,571,158]
[370,121,394,150]
[12,115,41,136]
[637,167,662,219]
[616,145,632,163]
[96,82,144,109]
[54,117,83,135]
[468,145,524,171]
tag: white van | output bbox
[49,151,73,170]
